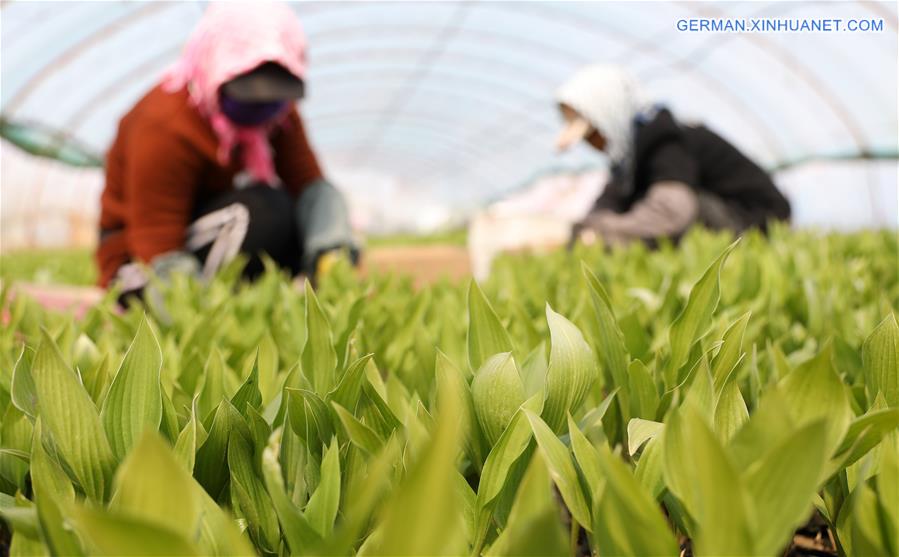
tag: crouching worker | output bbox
[555,65,791,247]
[96,2,356,301]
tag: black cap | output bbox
[221,62,305,102]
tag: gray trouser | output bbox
[579,182,746,247]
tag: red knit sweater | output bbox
[96,85,323,286]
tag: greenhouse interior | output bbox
[1,1,897,556]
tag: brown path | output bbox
[3,245,472,316]
[360,245,471,287]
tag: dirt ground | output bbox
[360,245,471,287]
[3,245,473,315]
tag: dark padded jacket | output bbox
[593,108,791,230]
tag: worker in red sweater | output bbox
[96,2,355,299]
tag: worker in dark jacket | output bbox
[555,65,791,246]
[97,2,355,297]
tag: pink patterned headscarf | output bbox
[163,2,308,184]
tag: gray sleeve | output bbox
[581,181,699,246]
[150,250,202,279]
[296,179,356,271]
[144,251,202,325]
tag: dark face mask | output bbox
[219,94,288,127]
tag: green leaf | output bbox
[82,354,112,406]
[476,395,541,508]
[0,448,29,463]
[828,407,899,475]
[0,405,31,491]
[583,264,632,430]
[472,353,526,446]
[287,388,334,449]
[278,409,307,503]
[173,396,206,473]
[664,404,753,555]
[0,505,39,540]
[30,421,82,556]
[71,507,200,556]
[100,317,164,461]
[9,530,48,557]
[744,420,828,556]
[32,331,115,501]
[332,402,384,454]
[862,314,899,406]
[542,304,597,432]
[261,429,323,554]
[230,355,262,413]
[366,365,466,556]
[467,280,514,371]
[454,470,477,544]
[197,348,227,423]
[436,349,485,467]
[318,438,401,557]
[684,356,716,420]
[583,264,629,389]
[567,415,605,501]
[524,410,592,531]
[109,432,201,541]
[158,386,180,444]
[519,342,548,400]
[714,378,749,442]
[877,435,899,555]
[361,377,402,440]
[33,487,82,556]
[577,388,618,432]
[249,405,274,456]
[711,311,750,392]
[485,452,568,557]
[767,341,792,382]
[302,280,339,396]
[667,239,739,384]
[620,310,651,361]
[848,478,891,556]
[228,429,280,553]
[474,395,542,551]
[627,418,664,457]
[10,347,37,418]
[257,333,280,404]
[30,420,75,503]
[633,435,665,499]
[304,437,341,538]
[593,444,679,557]
[727,389,796,471]
[329,353,374,412]
[335,293,366,370]
[627,359,659,420]
[778,342,853,458]
[193,482,258,556]
[73,332,101,378]
[194,400,247,499]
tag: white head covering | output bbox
[555,64,649,166]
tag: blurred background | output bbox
[1,1,897,279]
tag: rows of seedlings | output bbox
[1,225,897,556]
